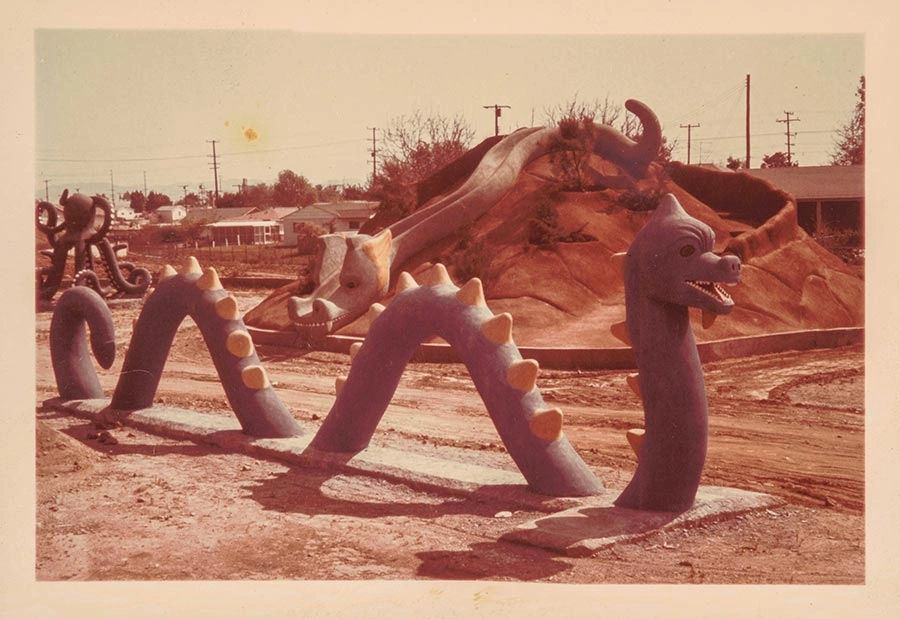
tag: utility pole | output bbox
[680,123,700,164]
[109,169,116,206]
[483,104,511,136]
[745,74,751,168]
[776,111,800,165]
[143,171,148,195]
[181,185,189,201]
[44,179,50,201]
[207,140,220,206]
[367,127,378,183]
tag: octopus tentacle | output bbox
[35,201,65,244]
[87,196,113,245]
[96,238,152,296]
[73,268,114,298]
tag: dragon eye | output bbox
[344,281,358,290]
[679,244,696,257]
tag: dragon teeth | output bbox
[688,280,732,302]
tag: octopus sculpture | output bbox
[36,189,151,301]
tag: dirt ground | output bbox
[33,289,865,584]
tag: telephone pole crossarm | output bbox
[206,139,220,207]
[776,111,800,165]
[483,104,511,136]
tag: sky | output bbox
[34,31,864,201]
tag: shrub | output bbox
[527,195,596,247]
[617,188,663,212]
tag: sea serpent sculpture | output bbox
[279,99,662,346]
[614,194,742,511]
[50,257,602,496]
[36,190,152,301]
[49,192,740,508]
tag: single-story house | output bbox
[205,220,282,246]
[740,165,863,242]
[182,206,256,225]
[114,205,139,221]
[200,206,300,246]
[155,205,187,223]
[281,201,378,246]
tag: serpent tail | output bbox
[50,286,117,399]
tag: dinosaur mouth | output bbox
[686,280,733,305]
[293,310,353,334]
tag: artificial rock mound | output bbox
[245,152,863,348]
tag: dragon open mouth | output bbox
[686,280,733,304]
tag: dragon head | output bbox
[288,228,393,345]
[627,193,741,317]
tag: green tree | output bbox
[370,111,475,222]
[760,151,798,168]
[177,192,203,208]
[214,191,244,209]
[725,155,744,170]
[243,182,274,208]
[315,184,343,203]
[123,190,147,213]
[145,191,172,211]
[273,170,318,207]
[341,184,371,200]
[830,75,865,165]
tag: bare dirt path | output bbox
[33,292,865,583]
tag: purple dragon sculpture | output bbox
[614,194,742,511]
[36,190,152,301]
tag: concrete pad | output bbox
[42,398,565,512]
[42,398,783,539]
[502,486,785,557]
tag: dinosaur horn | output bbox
[624,99,662,170]
[652,193,686,221]
[358,229,393,292]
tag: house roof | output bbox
[183,207,255,224]
[739,165,863,201]
[283,201,378,222]
[205,220,279,228]
[241,207,300,221]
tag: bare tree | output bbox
[371,111,475,222]
[543,94,623,127]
